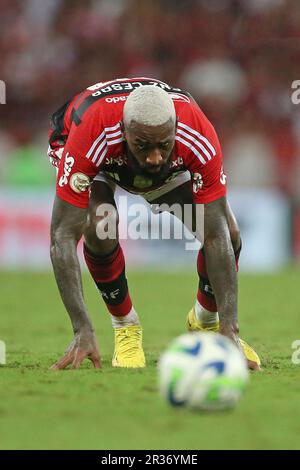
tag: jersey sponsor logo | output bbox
[170,156,184,169]
[192,172,203,193]
[104,155,127,166]
[87,78,186,99]
[87,78,132,91]
[58,153,75,187]
[92,81,145,97]
[74,78,190,129]
[70,173,91,193]
[105,96,127,104]
[220,167,227,185]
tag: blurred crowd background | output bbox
[0,0,300,268]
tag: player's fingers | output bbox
[70,349,87,369]
[247,359,261,371]
[50,353,73,370]
[89,353,101,369]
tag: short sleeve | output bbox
[181,104,227,204]
[56,113,100,208]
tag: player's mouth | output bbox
[127,146,169,176]
[143,165,164,174]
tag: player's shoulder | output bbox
[69,77,151,129]
[174,98,221,168]
[70,84,121,128]
[175,97,213,134]
[67,76,216,137]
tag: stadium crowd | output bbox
[0,0,299,202]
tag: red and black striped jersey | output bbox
[49,77,227,208]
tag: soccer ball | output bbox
[158,332,249,411]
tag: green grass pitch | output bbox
[0,267,300,450]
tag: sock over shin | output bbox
[196,242,241,320]
[83,243,136,320]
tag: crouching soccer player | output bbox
[48,78,260,371]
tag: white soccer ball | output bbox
[158,332,249,411]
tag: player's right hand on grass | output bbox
[50,329,101,370]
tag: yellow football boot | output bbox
[186,307,219,332]
[239,339,261,369]
[186,307,261,369]
[112,325,146,368]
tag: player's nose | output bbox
[146,148,163,166]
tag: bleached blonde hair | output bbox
[123,85,176,127]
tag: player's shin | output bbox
[84,243,145,367]
[195,243,242,326]
[83,243,139,327]
[195,248,218,325]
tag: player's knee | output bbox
[84,231,119,255]
[84,205,119,253]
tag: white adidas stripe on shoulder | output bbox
[177,122,216,157]
[91,139,107,163]
[104,122,122,132]
[86,130,105,159]
[86,122,124,164]
[105,129,122,139]
[107,137,124,146]
[175,136,206,165]
[177,128,212,161]
[95,146,108,167]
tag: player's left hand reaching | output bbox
[51,329,101,370]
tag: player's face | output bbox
[124,119,176,178]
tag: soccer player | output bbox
[48,77,260,370]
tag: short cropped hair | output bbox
[123,85,176,127]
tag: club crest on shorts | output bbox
[70,173,91,193]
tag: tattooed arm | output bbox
[50,196,101,369]
[204,196,239,342]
